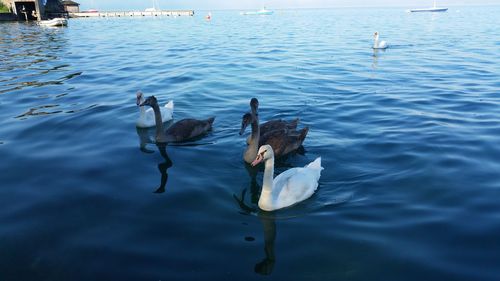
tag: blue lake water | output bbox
[1,6,500,280]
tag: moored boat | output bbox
[241,8,273,15]
[409,0,448,12]
[38,18,68,27]
[409,7,448,12]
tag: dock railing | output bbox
[71,10,194,18]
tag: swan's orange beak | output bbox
[251,154,263,167]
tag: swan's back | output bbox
[165,117,214,142]
[268,157,323,210]
[260,118,299,135]
[260,127,308,158]
[374,40,388,49]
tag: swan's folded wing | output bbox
[272,168,301,197]
[160,106,173,120]
[273,167,318,208]
[164,100,174,110]
[136,108,156,127]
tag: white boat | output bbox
[241,8,273,15]
[38,18,68,27]
[145,0,160,12]
[409,0,448,12]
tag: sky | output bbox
[75,0,500,11]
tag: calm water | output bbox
[1,7,500,281]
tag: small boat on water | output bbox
[241,8,273,15]
[38,18,68,27]
[409,0,448,12]
[145,0,160,12]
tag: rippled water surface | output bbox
[1,7,500,281]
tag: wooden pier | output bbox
[71,10,194,18]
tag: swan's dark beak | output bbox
[239,122,248,135]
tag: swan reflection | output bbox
[152,143,172,193]
[254,215,276,275]
[136,127,154,153]
[136,127,172,193]
[234,187,277,276]
[372,48,386,69]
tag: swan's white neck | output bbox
[374,35,379,48]
[259,156,275,211]
[139,97,146,116]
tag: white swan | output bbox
[136,91,174,128]
[373,32,388,49]
[251,145,323,211]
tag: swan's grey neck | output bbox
[244,114,260,163]
[259,156,275,210]
[251,105,258,115]
[250,114,259,140]
[151,102,167,143]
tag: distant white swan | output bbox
[251,145,323,211]
[373,32,388,49]
[136,91,173,128]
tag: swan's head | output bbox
[251,145,274,166]
[374,32,379,39]
[240,111,259,135]
[139,95,158,107]
[239,112,253,135]
[250,98,259,113]
[136,91,144,106]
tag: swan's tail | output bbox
[288,118,300,129]
[164,100,174,110]
[306,157,323,171]
[299,127,309,142]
